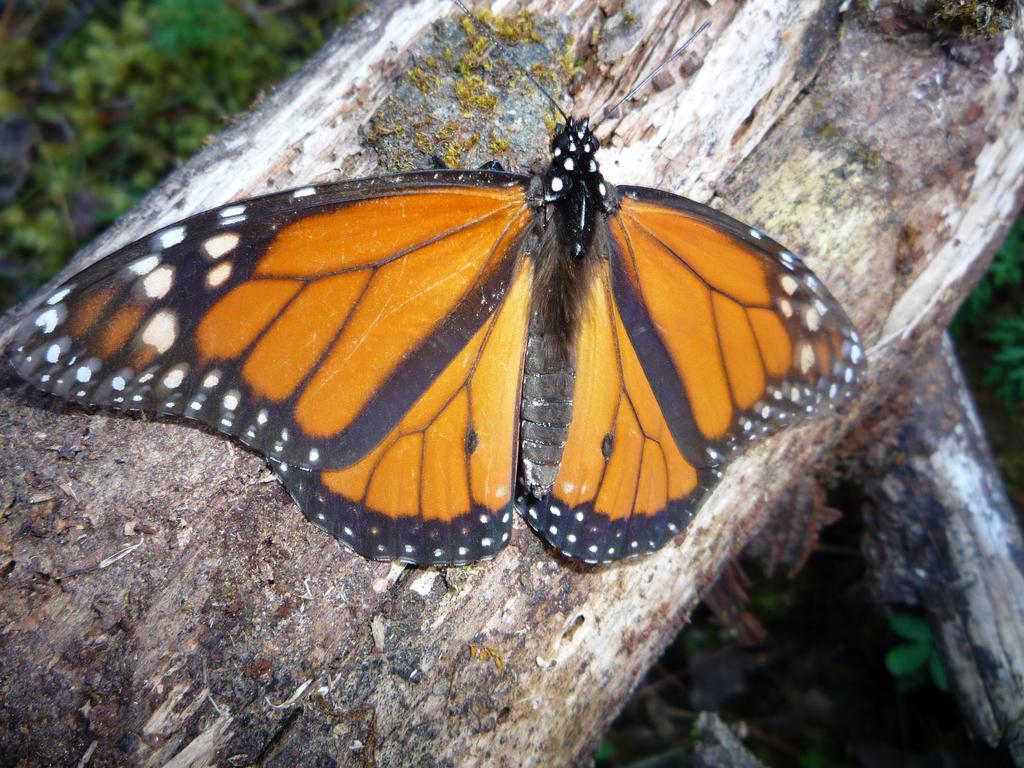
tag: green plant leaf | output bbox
[886,642,930,677]
[985,314,1024,409]
[928,649,949,692]
[888,612,933,644]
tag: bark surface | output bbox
[860,335,1024,763]
[1,1,1022,766]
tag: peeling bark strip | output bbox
[0,1,1022,766]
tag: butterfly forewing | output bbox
[610,189,864,466]
[12,172,531,462]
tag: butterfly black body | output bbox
[518,116,612,501]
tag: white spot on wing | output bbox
[47,287,72,305]
[163,367,186,389]
[141,310,177,353]
[204,233,240,259]
[292,187,316,198]
[35,308,60,334]
[142,265,174,299]
[804,307,821,332]
[206,262,233,288]
[158,226,186,249]
[128,255,160,276]
[799,343,816,373]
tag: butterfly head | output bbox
[545,116,611,212]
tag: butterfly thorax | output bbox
[532,116,615,345]
[542,116,611,260]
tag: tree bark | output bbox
[859,334,1024,763]
[1,1,1022,766]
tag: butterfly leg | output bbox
[427,155,505,172]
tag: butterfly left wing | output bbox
[9,171,537,566]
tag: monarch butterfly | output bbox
[7,12,863,568]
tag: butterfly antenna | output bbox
[602,20,711,120]
[450,0,569,122]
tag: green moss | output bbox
[407,66,440,95]
[454,73,498,113]
[935,0,1013,38]
[488,9,542,44]
[556,35,582,82]
[488,135,511,155]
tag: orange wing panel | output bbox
[607,193,863,469]
[257,188,525,276]
[71,285,117,337]
[554,274,619,510]
[94,304,145,359]
[196,279,302,362]
[748,307,792,378]
[295,206,531,438]
[618,201,771,306]
[614,219,734,440]
[712,293,765,411]
[242,271,371,401]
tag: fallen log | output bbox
[1,1,1022,765]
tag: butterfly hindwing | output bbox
[273,257,534,564]
[522,258,718,563]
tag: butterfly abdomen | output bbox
[518,314,575,498]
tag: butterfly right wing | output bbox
[524,187,863,564]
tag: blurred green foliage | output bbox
[0,0,357,309]
[954,218,1024,410]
